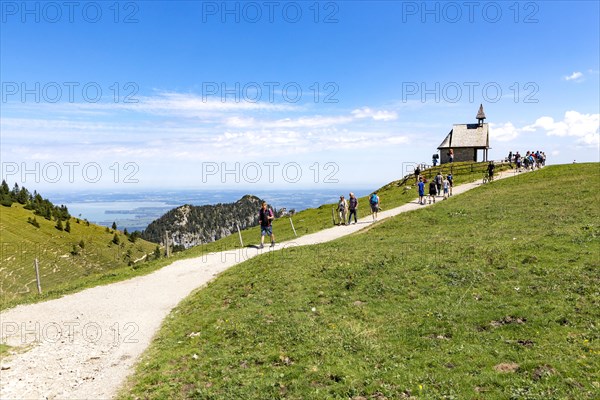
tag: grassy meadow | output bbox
[1,161,508,310]
[119,163,599,399]
[0,204,157,308]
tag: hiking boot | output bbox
[259,244,264,249]
[270,242,275,247]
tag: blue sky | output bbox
[1,1,599,191]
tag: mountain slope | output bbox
[141,195,270,247]
[0,202,157,304]
[121,163,600,399]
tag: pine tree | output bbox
[153,245,161,259]
[16,187,29,204]
[56,219,64,231]
[65,220,71,233]
[0,180,9,196]
[112,222,118,230]
[112,233,120,245]
[11,183,19,198]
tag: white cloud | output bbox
[489,122,519,142]
[224,115,354,129]
[523,111,599,148]
[564,71,583,81]
[351,107,398,121]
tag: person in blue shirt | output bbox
[417,177,425,205]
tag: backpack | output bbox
[260,208,273,225]
[370,194,378,205]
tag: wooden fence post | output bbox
[289,217,297,237]
[236,223,244,247]
[34,258,42,294]
[165,230,170,258]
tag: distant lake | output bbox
[46,188,372,232]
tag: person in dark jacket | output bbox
[347,192,358,224]
[259,202,275,248]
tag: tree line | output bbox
[1,180,70,222]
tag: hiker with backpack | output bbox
[443,175,450,199]
[259,201,275,248]
[348,193,358,224]
[414,166,421,183]
[417,177,425,205]
[337,195,348,225]
[435,172,443,196]
[447,173,453,196]
[428,179,437,204]
[369,192,380,221]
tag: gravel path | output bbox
[0,170,520,399]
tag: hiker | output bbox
[369,192,380,220]
[417,177,425,205]
[442,175,450,199]
[447,173,453,196]
[337,195,348,225]
[428,179,437,204]
[258,201,275,248]
[348,192,358,224]
[414,166,421,183]
[432,154,438,166]
[435,171,443,196]
[448,148,454,163]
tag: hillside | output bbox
[141,195,274,247]
[0,198,157,305]
[120,163,600,399]
[0,161,513,309]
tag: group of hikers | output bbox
[336,192,380,225]
[258,192,382,247]
[508,150,546,171]
[416,171,453,205]
[258,150,547,246]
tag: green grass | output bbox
[0,204,157,308]
[119,163,599,399]
[176,161,512,259]
[0,343,10,357]
[0,161,513,311]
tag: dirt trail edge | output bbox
[0,170,522,399]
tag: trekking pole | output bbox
[289,217,297,237]
[331,207,336,226]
